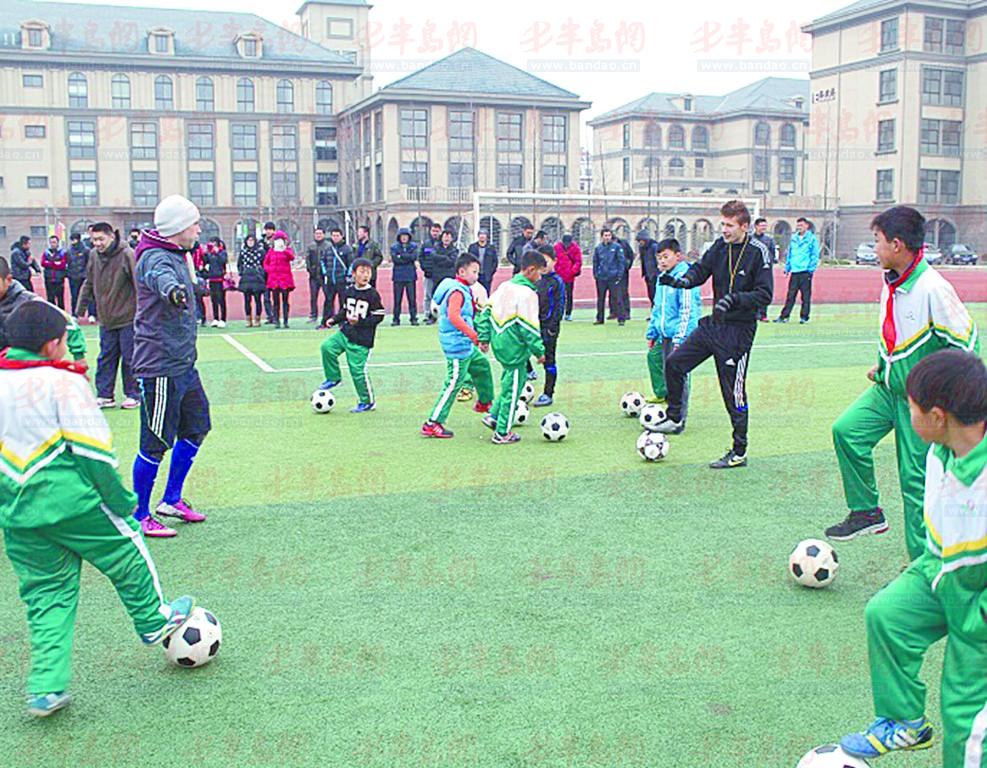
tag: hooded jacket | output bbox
[66,242,89,282]
[593,240,627,282]
[390,230,419,282]
[785,230,820,274]
[42,248,68,283]
[554,240,582,283]
[637,232,659,280]
[646,260,701,346]
[433,277,478,359]
[263,231,296,290]
[10,244,39,282]
[76,233,137,331]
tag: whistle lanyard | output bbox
[727,239,748,293]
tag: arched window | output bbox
[154,75,174,110]
[444,216,470,247]
[409,216,434,242]
[477,216,503,252]
[68,72,88,108]
[236,78,254,112]
[692,126,709,151]
[663,218,687,244]
[276,79,294,113]
[316,81,333,115]
[572,217,595,255]
[780,123,796,148]
[540,216,563,243]
[510,216,533,240]
[111,74,131,109]
[196,76,214,111]
[925,218,956,250]
[636,218,659,237]
[773,220,792,256]
[668,124,685,149]
[643,121,661,148]
[198,218,221,244]
[607,217,631,242]
[669,157,685,177]
[692,219,713,252]
[754,121,771,147]
[387,217,400,245]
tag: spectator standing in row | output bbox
[355,225,384,289]
[752,218,776,321]
[430,229,459,289]
[237,234,267,328]
[127,228,141,250]
[614,234,635,320]
[468,229,498,295]
[264,230,295,329]
[390,228,419,326]
[554,233,582,321]
[636,230,660,307]
[261,221,277,324]
[41,235,68,310]
[321,227,352,326]
[593,228,627,326]
[204,238,228,328]
[774,217,819,325]
[506,223,535,274]
[67,233,91,320]
[10,236,40,292]
[419,221,443,324]
[306,227,330,323]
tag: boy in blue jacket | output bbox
[645,238,701,426]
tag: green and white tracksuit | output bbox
[832,258,979,559]
[865,433,987,767]
[480,274,545,435]
[0,348,168,695]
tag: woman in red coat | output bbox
[554,233,583,321]
[263,230,295,328]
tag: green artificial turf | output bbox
[1,303,984,767]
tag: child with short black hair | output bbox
[0,301,195,717]
[318,257,385,413]
[532,244,566,407]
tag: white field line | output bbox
[220,334,275,373]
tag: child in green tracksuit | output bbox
[420,254,495,438]
[826,207,979,559]
[318,258,385,413]
[0,301,194,717]
[478,250,547,444]
[838,349,987,766]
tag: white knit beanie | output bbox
[154,194,200,237]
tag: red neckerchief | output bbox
[882,250,923,354]
[0,348,89,376]
[456,276,479,313]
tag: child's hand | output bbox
[537,356,546,365]
[648,339,655,349]
[867,364,878,382]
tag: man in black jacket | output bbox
[468,229,498,293]
[752,217,776,321]
[419,222,443,325]
[67,233,91,318]
[506,224,534,274]
[306,227,329,323]
[613,236,634,320]
[636,230,659,306]
[430,229,459,285]
[652,200,773,469]
[10,236,40,292]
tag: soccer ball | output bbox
[620,391,645,417]
[638,403,668,431]
[514,401,530,426]
[789,539,840,589]
[540,412,569,441]
[636,431,669,462]
[796,744,870,768]
[429,299,441,320]
[311,389,335,414]
[519,381,535,404]
[163,607,222,668]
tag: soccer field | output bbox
[3,304,984,768]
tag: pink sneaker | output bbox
[156,499,207,523]
[140,515,177,538]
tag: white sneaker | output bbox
[217,320,226,328]
[209,320,219,328]
[95,397,117,409]
[87,315,95,324]
[120,397,140,410]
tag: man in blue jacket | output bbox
[390,228,419,326]
[774,217,819,324]
[592,227,627,326]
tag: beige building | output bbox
[804,0,987,256]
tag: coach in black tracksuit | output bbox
[653,201,773,469]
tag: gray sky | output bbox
[67,0,847,118]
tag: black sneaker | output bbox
[709,449,747,469]
[773,317,788,323]
[391,319,401,326]
[825,508,888,541]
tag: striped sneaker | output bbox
[841,717,934,759]
[157,499,206,523]
[141,595,196,646]
[26,692,72,717]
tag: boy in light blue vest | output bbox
[421,254,494,438]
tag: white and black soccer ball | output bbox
[429,299,441,320]
[540,412,570,441]
[796,744,870,768]
[638,403,668,432]
[620,391,645,417]
[514,401,530,426]
[636,431,669,462]
[311,389,335,414]
[519,381,536,404]
[163,607,222,668]
[789,539,840,589]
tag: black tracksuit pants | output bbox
[664,316,756,454]
[321,281,346,324]
[779,271,813,321]
[393,281,417,322]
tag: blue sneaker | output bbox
[141,595,196,646]
[841,717,934,759]
[532,394,553,407]
[26,692,72,717]
[350,402,376,413]
[318,380,340,391]
[526,370,538,381]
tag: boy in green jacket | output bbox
[0,301,195,717]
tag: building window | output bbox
[879,69,897,103]
[919,169,961,204]
[363,166,371,201]
[187,123,214,160]
[497,163,523,190]
[449,162,474,189]
[684,97,693,111]
[921,119,939,154]
[68,72,88,108]
[944,19,965,55]
[25,125,46,138]
[644,122,661,148]
[496,112,522,152]
[921,119,962,156]
[276,80,294,113]
[231,124,258,161]
[152,33,169,53]
[314,126,337,160]
[692,126,710,151]
[327,17,354,39]
[375,163,382,201]
[401,108,429,150]
[622,123,630,149]
[132,171,158,206]
[196,77,214,111]
[941,121,962,157]
[362,115,371,155]
[111,74,131,109]
[316,81,333,115]
[22,74,43,88]
[542,115,567,154]
[27,175,49,189]
[243,38,258,57]
[940,171,960,203]
[155,75,173,110]
[70,171,97,205]
[922,68,964,107]
[877,119,895,152]
[315,172,339,206]
[753,155,770,192]
[449,110,474,151]
[779,123,796,148]
[778,157,796,191]
[374,112,382,153]
[233,172,258,205]
[272,172,298,200]
[130,122,158,160]
[925,17,965,55]
[754,122,771,147]
[880,17,899,51]
[622,157,631,183]
[542,164,566,190]
[401,161,428,187]
[876,169,894,201]
[236,78,254,112]
[695,157,705,177]
[668,157,684,177]
[188,171,214,205]
[27,28,43,47]
[271,125,298,161]
[67,120,96,159]
[667,124,685,150]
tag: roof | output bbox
[590,77,809,125]
[806,0,977,31]
[381,47,581,100]
[1,0,355,65]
